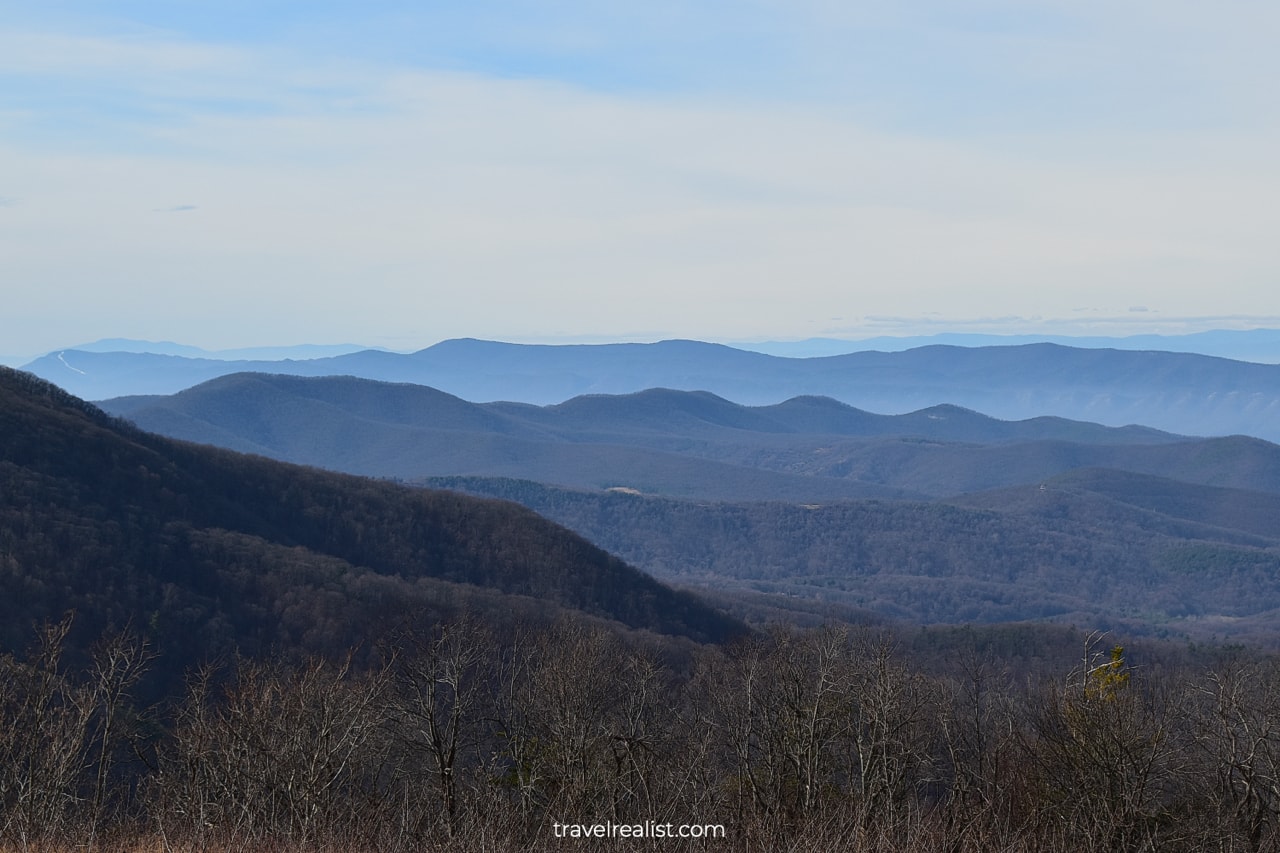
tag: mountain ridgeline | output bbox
[27,337,1280,440]
[0,367,746,673]
[99,372,1280,502]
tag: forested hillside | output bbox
[427,475,1280,644]
[0,367,745,678]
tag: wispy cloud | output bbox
[0,3,1277,352]
[836,313,1280,338]
[0,30,246,77]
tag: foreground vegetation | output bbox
[4,615,1280,852]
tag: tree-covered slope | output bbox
[0,367,746,670]
[425,475,1280,643]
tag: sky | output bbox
[2,1,1279,356]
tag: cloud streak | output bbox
[1,3,1277,352]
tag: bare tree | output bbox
[843,631,938,833]
[387,614,493,838]
[935,641,1026,849]
[155,653,390,847]
[1191,656,1280,851]
[85,625,153,842]
[0,616,153,848]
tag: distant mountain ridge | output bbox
[36,327,1280,363]
[61,338,382,360]
[737,328,1280,362]
[98,372,1280,501]
[27,338,1280,440]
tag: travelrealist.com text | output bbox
[552,821,726,840]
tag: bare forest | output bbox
[5,615,1280,852]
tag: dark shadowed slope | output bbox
[0,367,746,671]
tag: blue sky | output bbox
[3,1,1278,355]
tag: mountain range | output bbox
[99,373,1280,501]
[26,338,1280,440]
[86,368,1280,642]
[16,326,1280,645]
